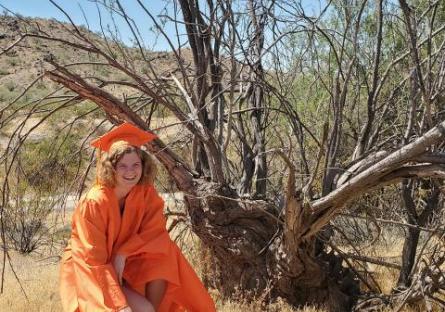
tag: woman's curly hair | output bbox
[96,140,156,187]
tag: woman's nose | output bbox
[125,168,135,174]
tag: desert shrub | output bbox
[0,67,9,75]
[1,130,84,253]
[4,80,16,92]
[2,153,71,254]
[3,186,55,253]
[18,133,81,193]
[7,56,19,67]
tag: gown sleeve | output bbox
[71,198,128,310]
[116,185,171,257]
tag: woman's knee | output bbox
[128,301,155,312]
[131,298,155,312]
[145,301,155,312]
[139,300,155,312]
[122,285,155,312]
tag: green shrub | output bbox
[0,67,9,75]
[5,80,16,92]
[7,57,19,67]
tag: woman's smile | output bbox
[115,151,143,190]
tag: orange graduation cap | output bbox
[91,122,157,152]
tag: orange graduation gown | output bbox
[59,183,216,312]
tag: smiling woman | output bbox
[96,141,153,215]
[115,152,143,187]
[59,122,216,312]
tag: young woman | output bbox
[59,122,216,312]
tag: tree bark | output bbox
[247,0,267,198]
[397,181,420,288]
[397,181,440,288]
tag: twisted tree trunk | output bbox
[189,181,358,311]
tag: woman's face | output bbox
[114,151,143,190]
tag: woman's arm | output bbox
[71,198,129,310]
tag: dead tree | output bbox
[1,0,445,310]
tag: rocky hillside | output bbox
[0,14,193,144]
[0,14,193,104]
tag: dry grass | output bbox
[0,251,61,311]
[0,251,311,312]
[0,240,438,312]
[361,237,405,295]
[0,201,439,311]
[217,298,323,312]
[0,212,303,312]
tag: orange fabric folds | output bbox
[60,184,216,312]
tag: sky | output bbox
[0,0,182,51]
[0,0,326,51]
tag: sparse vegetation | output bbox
[0,0,445,311]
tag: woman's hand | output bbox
[113,254,127,285]
[118,306,132,312]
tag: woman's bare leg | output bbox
[122,284,155,312]
[145,279,167,311]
